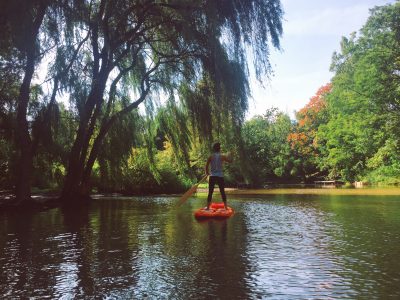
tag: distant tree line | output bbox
[245,3,400,186]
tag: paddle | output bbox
[177,175,208,206]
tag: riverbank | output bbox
[197,187,400,196]
[0,194,60,211]
[2,187,400,210]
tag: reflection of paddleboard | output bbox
[194,202,234,220]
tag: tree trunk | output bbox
[79,124,110,196]
[61,109,97,202]
[15,53,35,204]
[14,4,47,205]
[60,73,108,203]
[78,84,151,197]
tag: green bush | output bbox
[120,148,191,195]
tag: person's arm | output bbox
[222,152,233,163]
[205,156,212,175]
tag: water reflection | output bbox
[1,195,400,298]
[241,197,348,298]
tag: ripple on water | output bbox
[1,195,400,299]
[240,199,360,298]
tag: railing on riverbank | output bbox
[314,180,344,188]
[236,181,346,190]
[237,182,338,189]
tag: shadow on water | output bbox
[60,201,142,299]
[59,205,95,297]
[0,210,35,298]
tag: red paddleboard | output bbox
[194,202,234,220]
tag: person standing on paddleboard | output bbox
[205,142,233,210]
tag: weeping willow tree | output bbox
[2,0,283,204]
[96,108,144,192]
[53,0,284,203]
[179,59,251,178]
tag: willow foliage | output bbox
[1,0,284,198]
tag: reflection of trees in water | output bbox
[2,196,400,298]
[0,211,36,297]
[240,196,347,297]
[66,199,142,298]
[238,195,400,298]
[1,199,256,298]
[60,204,97,297]
[165,201,253,299]
[323,196,400,298]
[0,209,66,298]
[0,201,143,298]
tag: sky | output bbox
[247,0,397,119]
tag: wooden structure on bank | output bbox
[314,180,344,188]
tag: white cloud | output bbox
[284,5,371,37]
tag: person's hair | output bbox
[212,142,221,152]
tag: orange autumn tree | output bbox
[287,83,332,181]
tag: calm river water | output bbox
[1,194,400,299]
